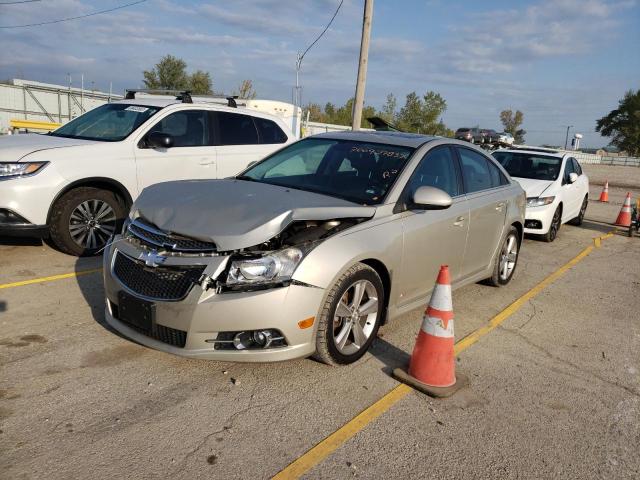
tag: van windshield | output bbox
[493,151,562,181]
[50,103,161,142]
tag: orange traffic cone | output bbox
[598,181,609,202]
[615,192,633,227]
[393,265,467,397]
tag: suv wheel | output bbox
[313,263,385,365]
[49,187,126,256]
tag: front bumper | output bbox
[523,203,556,234]
[102,236,325,362]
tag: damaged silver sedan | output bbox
[103,131,525,364]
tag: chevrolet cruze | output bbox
[103,132,525,365]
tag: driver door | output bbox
[134,109,217,191]
[397,146,469,307]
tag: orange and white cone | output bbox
[393,265,467,397]
[598,181,609,202]
[615,192,633,227]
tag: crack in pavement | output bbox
[498,325,640,399]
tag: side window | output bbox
[486,158,509,187]
[563,158,576,183]
[254,117,288,144]
[213,111,259,145]
[149,110,209,147]
[571,158,582,175]
[458,148,493,193]
[406,146,459,197]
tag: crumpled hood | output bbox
[134,179,376,251]
[0,133,97,162]
[512,177,555,198]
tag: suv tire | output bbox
[49,187,126,256]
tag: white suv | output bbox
[0,91,293,255]
[492,148,589,242]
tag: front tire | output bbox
[486,226,520,286]
[49,187,126,256]
[543,206,562,242]
[313,263,385,366]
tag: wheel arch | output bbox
[360,258,392,324]
[47,177,133,225]
[511,220,523,244]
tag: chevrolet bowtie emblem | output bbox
[139,249,166,268]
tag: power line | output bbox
[298,0,344,66]
[0,0,146,28]
[0,0,42,5]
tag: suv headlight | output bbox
[225,247,304,288]
[0,162,48,179]
[526,196,555,207]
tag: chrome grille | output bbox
[113,252,205,301]
[127,218,217,253]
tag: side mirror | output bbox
[569,172,578,183]
[146,132,173,149]
[410,186,452,210]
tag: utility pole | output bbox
[351,0,373,131]
[564,125,573,150]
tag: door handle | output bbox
[199,158,215,166]
[495,202,505,211]
[453,216,465,227]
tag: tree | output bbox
[380,93,397,124]
[500,109,526,144]
[142,55,213,94]
[234,79,257,99]
[596,89,640,156]
[396,91,449,134]
[189,70,213,95]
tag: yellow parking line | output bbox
[273,239,607,479]
[0,268,102,290]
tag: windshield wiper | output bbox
[236,175,259,182]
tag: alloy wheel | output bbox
[499,233,518,281]
[68,199,116,250]
[332,279,379,356]
[549,208,561,241]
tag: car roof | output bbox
[111,98,289,123]
[311,130,439,148]
[495,147,565,158]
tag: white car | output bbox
[0,91,293,255]
[498,132,515,145]
[492,148,589,242]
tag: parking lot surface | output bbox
[1,169,639,479]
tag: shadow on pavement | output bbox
[368,336,411,375]
[74,254,119,335]
[0,301,6,312]
[0,236,42,246]
[577,219,615,234]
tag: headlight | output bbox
[526,196,555,207]
[226,247,304,287]
[0,162,48,179]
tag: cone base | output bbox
[393,368,468,398]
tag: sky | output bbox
[0,0,638,148]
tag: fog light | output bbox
[233,331,253,350]
[252,330,273,348]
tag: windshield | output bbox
[50,103,161,141]
[493,151,561,181]
[238,138,415,205]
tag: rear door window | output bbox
[457,148,493,193]
[212,111,260,145]
[254,117,288,144]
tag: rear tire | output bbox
[569,196,588,226]
[313,263,385,366]
[486,226,520,287]
[49,187,126,256]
